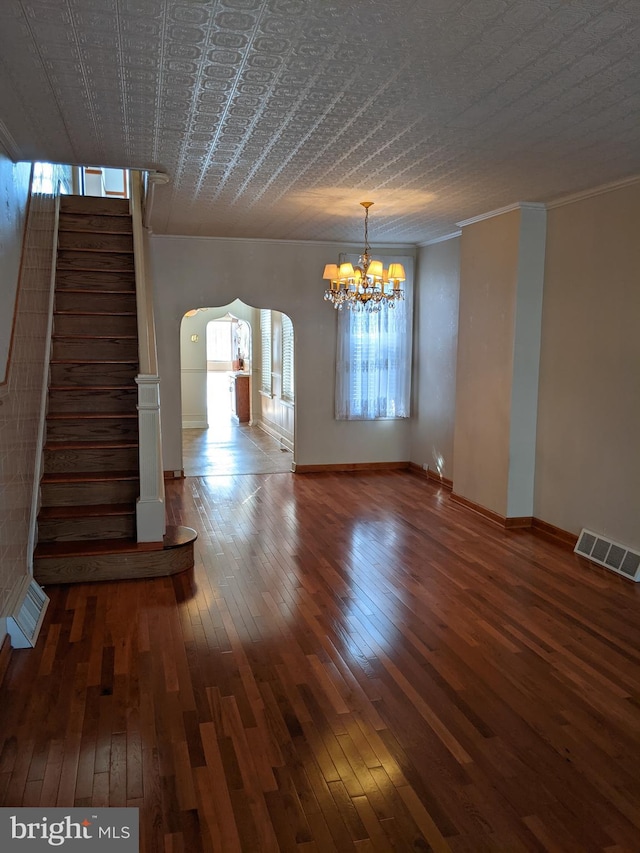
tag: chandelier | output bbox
[323,202,405,311]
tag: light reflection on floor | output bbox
[182,373,293,476]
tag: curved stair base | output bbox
[34,525,197,586]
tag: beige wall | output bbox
[453,210,520,516]
[410,238,460,481]
[150,236,416,473]
[536,185,640,549]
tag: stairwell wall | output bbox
[0,166,58,645]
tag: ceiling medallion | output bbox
[323,202,405,312]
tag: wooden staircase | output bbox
[34,195,195,585]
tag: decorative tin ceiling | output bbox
[1,0,640,243]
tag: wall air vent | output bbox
[575,529,640,582]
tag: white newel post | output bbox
[135,374,166,541]
[129,168,168,544]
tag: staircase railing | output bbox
[129,170,166,543]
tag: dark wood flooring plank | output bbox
[2,471,640,850]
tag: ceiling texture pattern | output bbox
[1,0,640,243]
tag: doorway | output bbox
[180,301,294,477]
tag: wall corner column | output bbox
[453,203,546,523]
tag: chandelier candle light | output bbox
[323,202,405,311]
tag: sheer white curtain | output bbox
[335,261,413,420]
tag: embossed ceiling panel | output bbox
[1,1,640,242]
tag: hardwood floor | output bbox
[2,470,640,851]
[182,372,293,477]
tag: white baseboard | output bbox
[255,419,294,452]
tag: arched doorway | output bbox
[179,300,295,476]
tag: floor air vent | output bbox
[7,578,50,648]
[575,529,640,582]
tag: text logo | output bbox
[0,808,138,850]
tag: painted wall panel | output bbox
[453,211,520,516]
[536,185,640,549]
[410,238,460,481]
[0,151,31,383]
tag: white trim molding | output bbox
[150,232,417,250]
[546,174,640,209]
[457,202,546,229]
[418,231,462,247]
[0,120,23,161]
[136,374,166,542]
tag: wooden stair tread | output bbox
[49,358,138,368]
[60,196,129,211]
[42,470,139,483]
[45,439,138,449]
[56,264,134,269]
[56,288,135,294]
[47,412,138,421]
[38,503,135,519]
[57,247,134,254]
[34,526,196,559]
[48,386,136,392]
[50,357,137,362]
[59,227,133,235]
[54,310,136,316]
[52,333,137,339]
[59,210,131,217]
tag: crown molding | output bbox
[456,202,546,229]
[150,233,417,250]
[418,231,462,247]
[0,121,23,161]
[546,173,640,209]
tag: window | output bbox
[260,309,272,395]
[31,162,56,194]
[31,162,72,195]
[206,320,233,362]
[335,263,412,420]
[281,314,294,402]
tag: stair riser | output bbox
[60,196,130,216]
[44,446,139,473]
[46,418,138,442]
[59,212,133,234]
[54,313,138,337]
[55,291,137,314]
[52,338,138,361]
[34,542,194,585]
[38,515,136,543]
[50,362,137,387]
[48,388,138,414]
[55,270,135,291]
[41,480,138,507]
[57,250,135,272]
[58,231,134,253]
